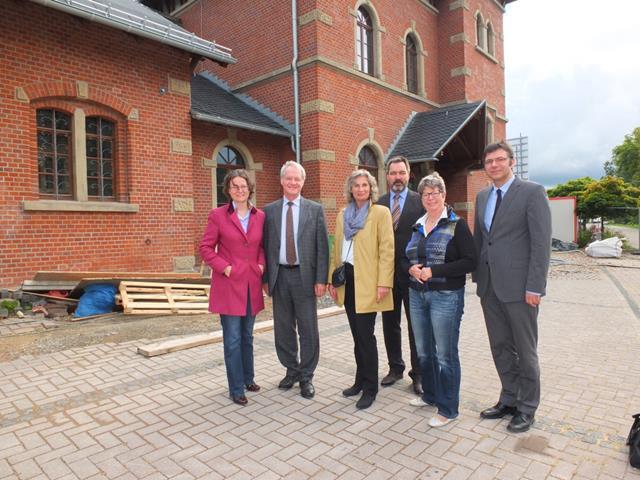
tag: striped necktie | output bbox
[392,193,401,230]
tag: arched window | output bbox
[216,146,245,203]
[406,35,418,94]
[486,23,495,56]
[476,13,486,50]
[358,145,378,179]
[356,7,374,75]
[86,116,116,199]
[36,109,73,198]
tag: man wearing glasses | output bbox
[473,141,551,433]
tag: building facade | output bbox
[1,0,515,288]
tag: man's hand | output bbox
[314,283,327,297]
[377,286,390,302]
[525,292,541,307]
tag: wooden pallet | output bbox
[119,281,210,314]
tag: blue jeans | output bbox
[409,288,464,419]
[220,296,255,397]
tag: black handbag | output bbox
[628,413,640,468]
[331,240,352,288]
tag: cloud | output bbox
[504,0,640,188]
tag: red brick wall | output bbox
[0,2,197,287]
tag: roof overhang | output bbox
[191,111,293,138]
[28,0,236,65]
[429,101,486,161]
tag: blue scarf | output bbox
[343,201,369,240]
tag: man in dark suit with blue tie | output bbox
[376,156,424,394]
[473,141,552,433]
[263,161,329,399]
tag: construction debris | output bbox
[119,281,211,315]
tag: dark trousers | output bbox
[272,266,320,381]
[480,272,540,415]
[343,263,378,395]
[381,281,420,379]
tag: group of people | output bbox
[199,141,552,434]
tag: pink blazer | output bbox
[199,203,266,316]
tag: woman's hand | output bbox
[409,264,424,283]
[258,264,264,274]
[223,265,232,277]
[377,286,390,302]
[328,284,337,300]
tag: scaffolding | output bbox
[506,135,529,180]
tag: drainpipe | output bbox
[291,0,301,163]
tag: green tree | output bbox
[609,127,640,186]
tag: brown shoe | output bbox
[232,395,248,406]
[246,383,261,392]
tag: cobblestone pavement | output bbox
[1,257,640,479]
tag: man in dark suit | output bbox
[263,161,329,399]
[473,141,552,433]
[376,156,424,394]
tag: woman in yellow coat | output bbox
[328,169,394,409]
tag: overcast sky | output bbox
[504,0,640,188]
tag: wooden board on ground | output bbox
[136,306,346,357]
[22,280,79,292]
[33,271,203,282]
[136,320,274,357]
[120,281,211,314]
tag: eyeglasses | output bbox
[229,185,249,191]
[484,156,510,166]
[422,191,442,198]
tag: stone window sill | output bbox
[475,46,498,64]
[23,200,139,212]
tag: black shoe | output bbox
[278,375,299,390]
[356,392,376,410]
[507,412,535,433]
[342,384,362,397]
[411,378,423,396]
[380,371,403,386]
[480,402,518,419]
[300,381,315,399]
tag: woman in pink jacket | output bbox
[200,169,266,406]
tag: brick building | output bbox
[1,0,515,288]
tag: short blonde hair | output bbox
[417,171,446,195]
[344,169,379,203]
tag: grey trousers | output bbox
[272,267,320,381]
[480,273,540,415]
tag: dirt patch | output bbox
[0,298,274,362]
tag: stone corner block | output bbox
[299,9,333,27]
[318,197,337,210]
[302,149,336,163]
[168,77,191,96]
[128,108,139,121]
[173,256,195,272]
[301,99,335,114]
[173,197,194,212]
[453,202,473,211]
[449,0,470,11]
[450,33,468,44]
[253,162,264,172]
[451,66,472,78]
[170,138,192,155]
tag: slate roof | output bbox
[191,73,294,137]
[388,101,486,163]
[28,0,235,64]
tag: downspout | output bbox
[291,0,301,162]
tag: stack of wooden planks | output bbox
[118,281,210,315]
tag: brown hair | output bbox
[483,141,515,161]
[222,169,255,201]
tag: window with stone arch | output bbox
[405,34,419,94]
[356,6,374,75]
[216,146,245,204]
[358,145,379,180]
[36,109,73,199]
[486,22,495,56]
[476,13,486,50]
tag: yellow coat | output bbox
[329,204,395,313]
